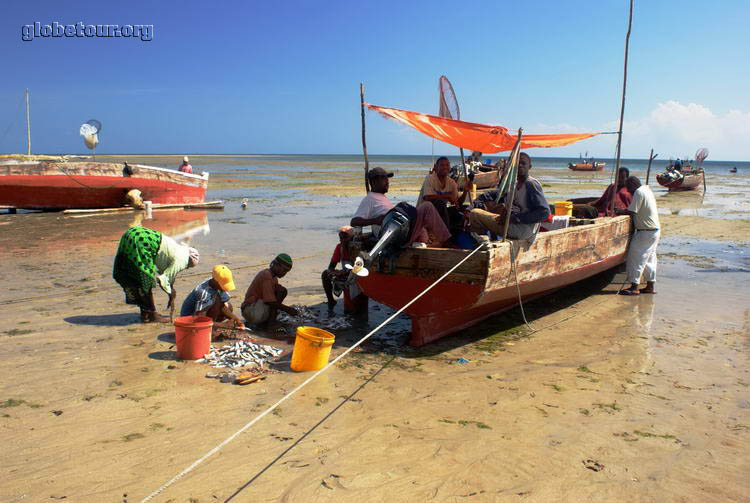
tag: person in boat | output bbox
[467,152,550,241]
[351,167,452,247]
[242,254,299,326]
[322,226,364,313]
[673,158,682,172]
[178,156,193,174]
[615,176,660,295]
[588,167,632,216]
[113,226,199,323]
[180,265,246,332]
[417,156,468,230]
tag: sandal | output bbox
[618,289,640,296]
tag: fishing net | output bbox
[439,75,460,120]
[695,148,709,166]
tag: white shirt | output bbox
[353,192,394,234]
[628,185,660,230]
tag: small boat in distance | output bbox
[568,153,606,171]
[656,150,708,192]
[730,167,737,173]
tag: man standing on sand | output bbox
[351,167,452,247]
[467,152,550,241]
[616,176,660,295]
[242,254,299,326]
[180,265,245,330]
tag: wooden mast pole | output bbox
[25,89,31,155]
[610,0,634,217]
[360,83,371,193]
[645,148,657,185]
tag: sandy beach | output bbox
[1,157,749,502]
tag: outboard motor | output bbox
[361,202,416,265]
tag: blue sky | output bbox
[1,0,748,160]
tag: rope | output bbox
[508,241,531,329]
[139,242,488,502]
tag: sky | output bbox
[1,0,749,160]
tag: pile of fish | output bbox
[197,340,284,369]
[278,304,352,330]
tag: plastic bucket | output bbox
[290,326,335,372]
[554,201,573,216]
[174,315,213,360]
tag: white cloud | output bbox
[621,101,750,160]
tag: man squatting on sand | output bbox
[351,166,452,247]
[616,176,660,295]
[467,152,551,241]
[242,253,299,326]
[180,265,245,332]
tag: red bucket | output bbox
[174,316,213,360]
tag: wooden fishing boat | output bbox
[568,161,605,171]
[655,169,703,191]
[356,215,632,346]
[0,158,208,210]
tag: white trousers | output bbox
[626,230,660,284]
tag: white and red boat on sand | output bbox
[0,155,208,210]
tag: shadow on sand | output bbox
[64,313,139,326]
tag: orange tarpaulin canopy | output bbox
[367,104,598,153]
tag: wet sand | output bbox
[1,161,749,502]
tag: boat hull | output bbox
[656,172,703,191]
[357,216,632,346]
[0,162,208,210]
[568,162,605,171]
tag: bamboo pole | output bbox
[25,89,31,155]
[501,130,523,242]
[610,0,634,217]
[360,83,371,193]
[645,149,657,185]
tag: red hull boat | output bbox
[0,160,208,210]
[357,215,632,346]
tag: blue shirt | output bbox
[180,279,230,317]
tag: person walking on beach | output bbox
[178,156,192,174]
[467,152,550,241]
[351,167,452,247]
[242,254,299,326]
[113,226,199,322]
[180,265,245,331]
[616,176,660,295]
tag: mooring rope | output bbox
[139,241,488,502]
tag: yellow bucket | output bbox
[290,326,335,372]
[554,201,573,216]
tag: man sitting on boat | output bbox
[416,156,468,231]
[178,156,193,174]
[351,167,452,247]
[242,254,299,326]
[180,265,246,333]
[588,167,632,216]
[467,152,550,241]
[615,176,660,295]
[113,226,200,323]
